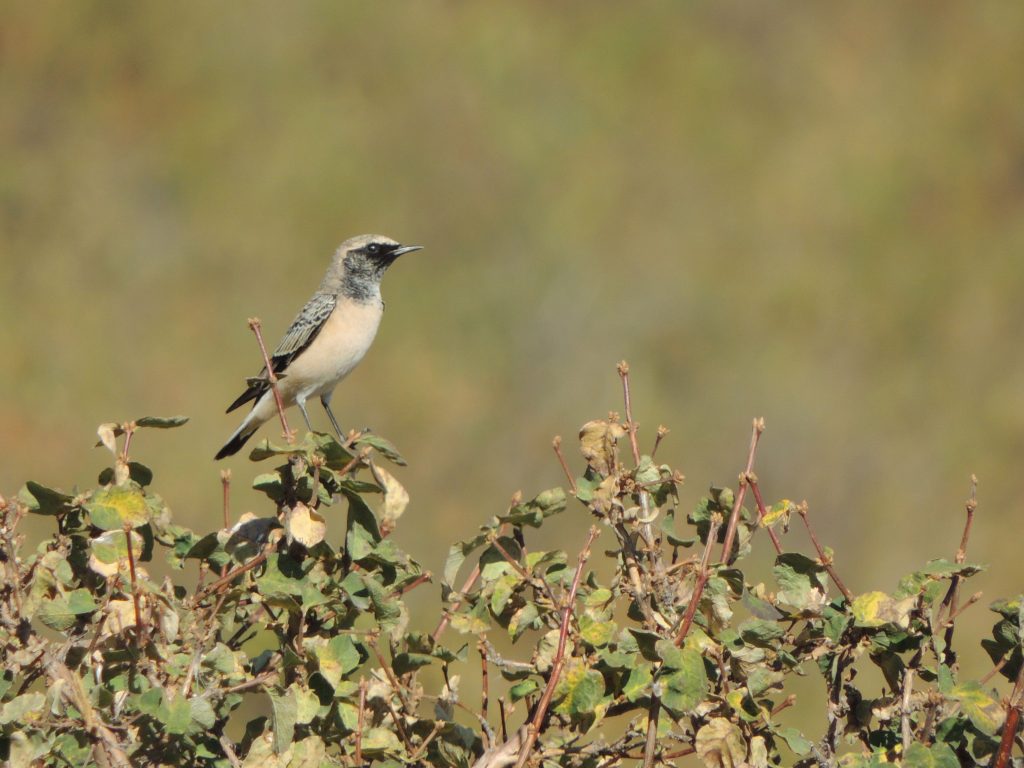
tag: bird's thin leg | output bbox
[296,396,314,433]
[320,393,344,440]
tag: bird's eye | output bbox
[367,243,381,255]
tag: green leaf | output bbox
[86,486,149,530]
[0,692,46,725]
[746,667,784,698]
[774,553,828,612]
[659,646,708,714]
[738,618,785,646]
[190,697,216,729]
[443,530,490,587]
[352,433,407,466]
[135,415,189,429]
[579,615,616,647]
[37,589,97,631]
[480,536,522,582]
[509,679,539,701]
[345,491,382,561]
[950,680,1003,734]
[392,652,434,676]
[269,688,297,754]
[902,742,960,768]
[19,481,73,515]
[553,662,605,717]
[313,635,361,689]
[628,629,663,662]
[498,488,567,527]
[360,572,403,633]
[489,573,519,615]
[896,558,986,598]
[256,553,305,610]
[775,726,813,757]
[623,664,652,702]
[159,692,192,734]
[361,727,404,757]
[98,461,154,487]
[509,602,540,641]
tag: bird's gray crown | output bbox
[318,234,420,300]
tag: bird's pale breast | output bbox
[279,299,383,400]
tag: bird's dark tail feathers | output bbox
[215,423,258,460]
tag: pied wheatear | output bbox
[215,234,421,460]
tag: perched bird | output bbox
[215,234,421,460]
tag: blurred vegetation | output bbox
[2,0,1023,690]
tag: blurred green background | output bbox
[3,1,1023,685]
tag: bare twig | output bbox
[433,562,482,642]
[901,667,915,751]
[642,695,661,767]
[618,361,642,465]
[480,642,491,748]
[512,526,600,768]
[193,546,271,603]
[433,522,513,641]
[371,640,412,714]
[398,571,432,595]
[797,502,853,603]
[552,436,578,495]
[220,469,232,530]
[993,661,1024,768]
[674,513,722,646]
[336,448,372,479]
[309,456,322,507]
[355,678,367,766]
[219,735,242,768]
[123,525,145,646]
[408,721,443,764]
[121,422,136,464]
[748,474,784,555]
[498,698,509,742]
[939,476,978,662]
[943,591,982,626]
[720,418,765,563]
[248,317,294,443]
[652,424,669,459]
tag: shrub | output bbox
[1,365,1021,767]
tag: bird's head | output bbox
[330,234,422,299]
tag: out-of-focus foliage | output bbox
[2,378,1022,766]
[2,0,1024,714]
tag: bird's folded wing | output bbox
[271,292,337,367]
[224,292,337,413]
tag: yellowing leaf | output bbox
[579,419,627,474]
[553,661,605,717]
[96,423,119,454]
[950,681,1004,734]
[761,499,793,527]
[371,464,409,529]
[851,591,915,629]
[284,502,327,548]
[88,529,143,578]
[695,717,746,768]
[86,486,149,530]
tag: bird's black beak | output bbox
[390,244,423,258]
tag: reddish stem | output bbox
[720,418,765,564]
[513,526,600,768]
[248,317,294,443]
[748,476,784,555]
[674,515,722,646]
